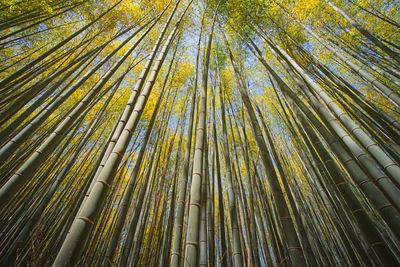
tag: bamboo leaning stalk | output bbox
[218,70,244,267]
[0,0,123,90]
[0,3,82,42]
[0,24,106,92]
[2,0,400,265]
[169,82,197,266]
[350,1,400,28]
[206,136,215,266]
[118,128,162,266]
[280,57,400,210]
[0,22,150,208]
[0,42,95,127]
[264,24,400,147]
[0,25,135,138]
[0,73,123,264]
[0,50,98,142]
[183,12,215,267]
[264,38,400,188]
[76,3,171,215]
[0,2,65,30]
[226,96,260,266]
[102,36,179,266]
[0,119,84,260]
[252,37,400,239]
[0,85,118,264]
[211,84,228,267]
[222,34,307,267]
[0,22,148,164]
[199,127,209,267]
[159,125,183,265]
[142,111,183,266]
[254,105,316,266]
[272,0,400,107]
[308,53,400,134]
[324,0,400,66]
[127,87,180,265]
[170,7,205,267]
[163,172,179,265]
[52,1,191,265]
[284,101,399,266]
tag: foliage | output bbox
[0,0,400,266]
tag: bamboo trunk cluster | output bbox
[1,0,400,266]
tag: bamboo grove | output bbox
[0,0,400,265]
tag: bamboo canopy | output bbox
[0,0,400,266]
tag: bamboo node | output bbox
[371,242,384,247]
[186,241,199,247]
[171,252,180,256]
[358,180,370,187]
[190,202,201,208]
[192,172,202,177]
[378,203,393,211]
[339,133,350,140]
[383,162,397,170]
[278,256,289,266]
[376,175,388,182]
[288,246,301,250]
[364,142,377,150]
[113,151,123,157]
[342,157,354,165]
[125,128,134,134]
[351,209,363,214]
[78,216,94,225]
[326,100,335,106]
[328,117,338,124]
[106,258,114,267]
[97,179,110,187]
[356,152,367,160]
[350,126,362,134]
